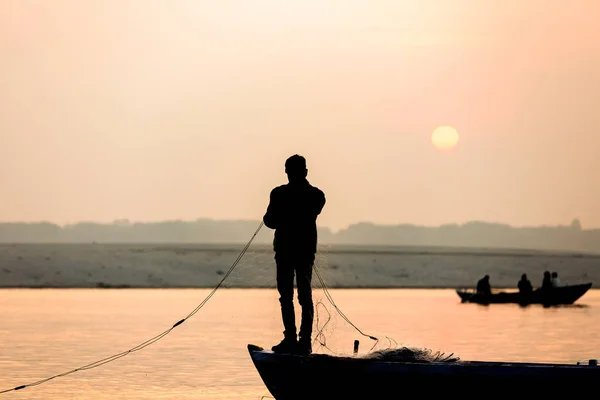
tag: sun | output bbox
[431,126,459,151]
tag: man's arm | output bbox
[315,190,326,216]
[263,188,279,229]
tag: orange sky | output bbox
[1,1,599,230]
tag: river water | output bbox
[1,288,598,399]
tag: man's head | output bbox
[285,154,307,183]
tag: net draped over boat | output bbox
[362,347,460,363]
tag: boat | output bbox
[456,282,592,305]
[247,344,600,399]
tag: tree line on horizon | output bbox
[0,218,597,253]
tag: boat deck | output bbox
[248,344,600,400]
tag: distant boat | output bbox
[456,282,592,305]
[247,344,600,399]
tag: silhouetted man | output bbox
[263,154,326,355]
[551,271,562,287]
[541,271,552,291]
[518,273,533,294]
[476,275,491,296]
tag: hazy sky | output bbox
[1,1,599,230]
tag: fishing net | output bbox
[362,347,460,363]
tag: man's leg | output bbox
[273,257,297,353]
[296,255,314,354]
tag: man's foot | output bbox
[272,337,297,354]
[295,339,312,355]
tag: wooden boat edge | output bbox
[248,343,598,370]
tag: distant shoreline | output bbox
[2,218,599,253]
[1,243,597,290]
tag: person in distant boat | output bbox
[551,271,562,287]
[263,154,326,355]
[476,275,492,296]
[541,271,553,290]
[518,273,533,294]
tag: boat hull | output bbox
[248,344,600,400]
[456,282,592,305]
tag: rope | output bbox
[313,266,379,343]
[0,221,264,395]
